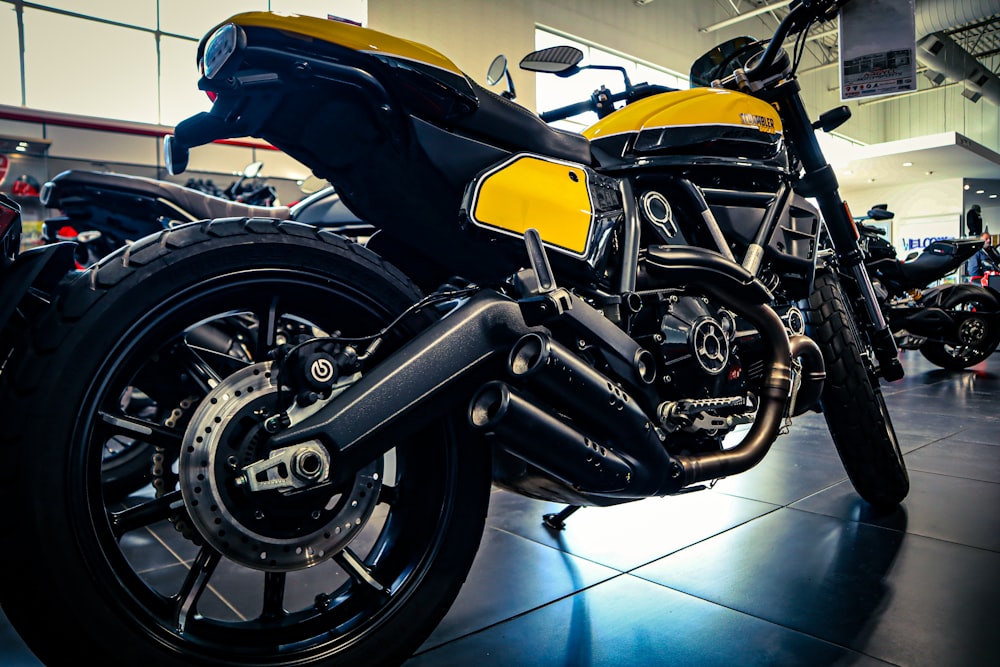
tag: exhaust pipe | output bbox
[475,292,824,497]
[469,381,633,493]
[788,334,825,416]
[508,332,666,460]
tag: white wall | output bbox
[841,178,965,257]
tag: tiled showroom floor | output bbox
[2,349,998,666]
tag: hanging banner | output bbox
[839,0,916,100]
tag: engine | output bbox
[638,289,767,455]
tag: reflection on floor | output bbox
[2,350,998,666]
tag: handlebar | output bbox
[744,0,848,79]
[539,89,629,123]
[538,82,675,123]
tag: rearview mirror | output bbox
[299,175,329,194]
[244,161,263,178]
[486,54,516,99]
[867,206,894,220]
[487,55,508,85]
[519,46,584,75]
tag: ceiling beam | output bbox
[699,0,793,33]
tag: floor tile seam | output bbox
[903,463,1000,484]
[616,504,786,573]
[618,572,900,665]
[411,572,635,656]
[488,501,784,574]
[907,466,1000,487]
[899,433,970,455]
[135,525,194,575]
[485,525,633,574]
[785,503,1000,553]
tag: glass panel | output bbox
[33,0,157,29]
[533,28,686,133]
[159,0,268,40]
[23,9,158,123]
[270,0,368,26]
[0,4,22,106]
[636,63,686,91]
[159,36,212,127]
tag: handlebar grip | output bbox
[539,89,630,123]
[539,99,597,123]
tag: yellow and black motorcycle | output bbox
[0,1,909,665]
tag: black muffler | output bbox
[470,271,825,497]
[469,381,634,493]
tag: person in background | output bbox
[966,232,997,281]
[966,204,983,236]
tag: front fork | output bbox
[774,82,903,381]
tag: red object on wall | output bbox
[0,154,9,187]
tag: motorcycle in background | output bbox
[0,1,910,665]
[856,204,1000,369]
[39,163,368,267]
[183,160,279,206]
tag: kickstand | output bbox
[542,505,581,531]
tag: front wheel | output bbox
[0,218,492,666]
[919,289,1000,369]
[802,270,909,509]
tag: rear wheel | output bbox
[803,270,909,509]
[919,289,1000,369]
[0,219,492,666]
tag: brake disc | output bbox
[179,362,382,571]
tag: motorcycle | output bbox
[0,1,910,665]
[184,160,279,206]
[856,204,1000,369]
[39,162,297,267]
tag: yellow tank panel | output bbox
[205,11,463,77]
[471,155,594,256]
[583,87,781,139]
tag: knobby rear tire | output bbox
[0,218,492,666]
[803,270,909,509]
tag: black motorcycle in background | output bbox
[38,162,369,268]
[183,160,278,206]
[857,204,1000,369]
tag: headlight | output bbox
[201,23,246,80]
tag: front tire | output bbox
[0,218,492,666]
[803,270,909,509]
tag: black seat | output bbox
[46,170,290,221]
[454,80,593,166]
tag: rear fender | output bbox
[935,282,1000,310]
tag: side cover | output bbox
[461,153,622,270]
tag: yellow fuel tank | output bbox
[584,87,783,161]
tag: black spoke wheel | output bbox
[0,219,491,666]
[802,270,909,510]
[919,290,1000,370]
